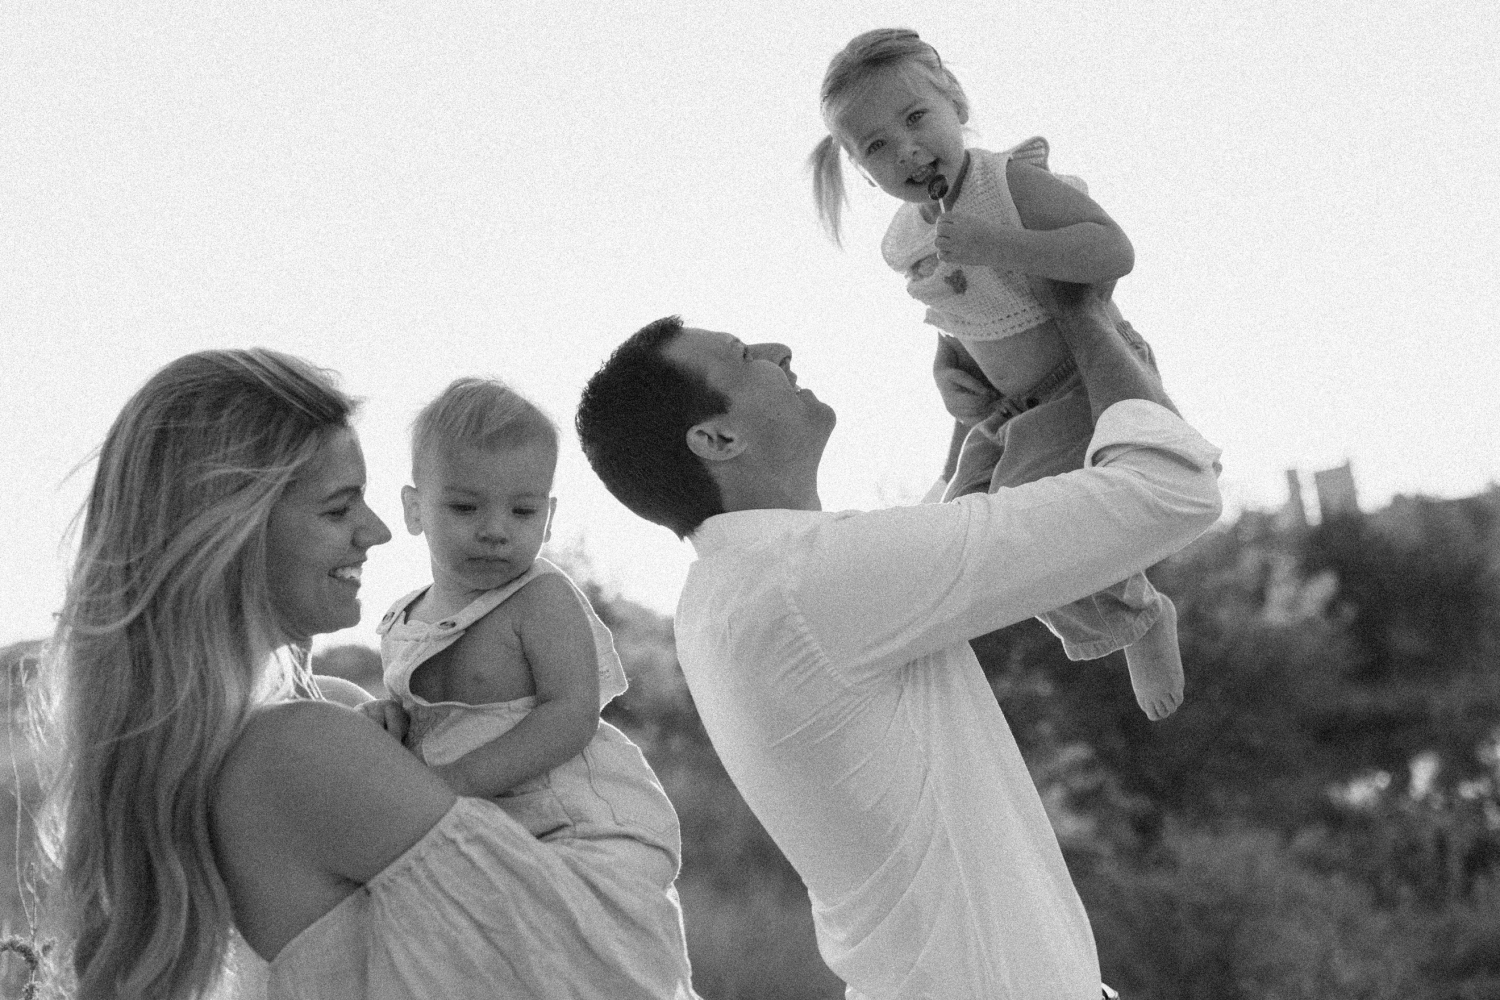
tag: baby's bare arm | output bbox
[433,575,600,798]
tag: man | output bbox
[576,289,1221,999]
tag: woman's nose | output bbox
[354,502,392,548]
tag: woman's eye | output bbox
[326,506,351,519]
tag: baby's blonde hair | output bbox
[410,377,558,482]
[808,28,970,244]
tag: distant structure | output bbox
[1313,461,1360,521]
[1282,461,1359,529]
[1283,469,1309,530]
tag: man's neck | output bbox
[715,464,822,515]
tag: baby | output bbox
[367,377,686,881]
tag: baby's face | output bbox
[835,66,966,206]
[404,439,557,595]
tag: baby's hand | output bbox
[935,366,1001,425]
[359,697,410,743]
[433,760,478,799]
[934,213,1001,266]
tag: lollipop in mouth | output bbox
[926,175,949,203]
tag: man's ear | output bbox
[685,417,747,463]
[400,485,424,536]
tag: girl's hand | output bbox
[934,213,1003,266]
[359,697,410,744]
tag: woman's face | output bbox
[265,427,392,643]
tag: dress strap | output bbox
[377,586,432,636]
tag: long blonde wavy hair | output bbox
[807,28,971,244]
[35,348,356,1000]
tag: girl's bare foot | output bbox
[1123,596,1182,720]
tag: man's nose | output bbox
[749,342,791,367]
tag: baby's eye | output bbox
[513,507,540,518]
[448,503,476,514]
[907,109,926,126]
[864,138,885,157]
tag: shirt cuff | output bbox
[1086,399,1221,471]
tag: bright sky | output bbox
[4,1,1497,649]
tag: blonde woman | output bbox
[38,349,698,999]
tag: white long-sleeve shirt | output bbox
[675,399,1222,1000]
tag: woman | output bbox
[38,349,698,999]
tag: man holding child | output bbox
[575,287,1221,999]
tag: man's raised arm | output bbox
[1053,283,1177,421]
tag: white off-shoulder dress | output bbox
[259,795,698,999]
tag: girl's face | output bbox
[401,440,557,601]
[265,427,392,642]
[835,67,967,206]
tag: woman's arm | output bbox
[433,574,601,798]
[217,701,456,884]
[934,161,1134,283]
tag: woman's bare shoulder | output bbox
[215,700,455,883]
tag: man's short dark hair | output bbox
[576,316,730,539]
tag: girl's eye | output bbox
[449,504,475,514]
[514,508,538,518]
[865,139,885,156]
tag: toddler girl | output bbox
[368,377,695,956]
[809,27,1184,720]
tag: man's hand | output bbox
[936,366,1001,425]
[934,213,1003,266]
[358,697,410,744]
[933,334,1000,425]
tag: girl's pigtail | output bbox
[807,134,848,246]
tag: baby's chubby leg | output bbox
[1124,596,1182,721]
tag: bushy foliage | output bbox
[7,488,1499,998]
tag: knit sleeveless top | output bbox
[881,136,1088,343]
